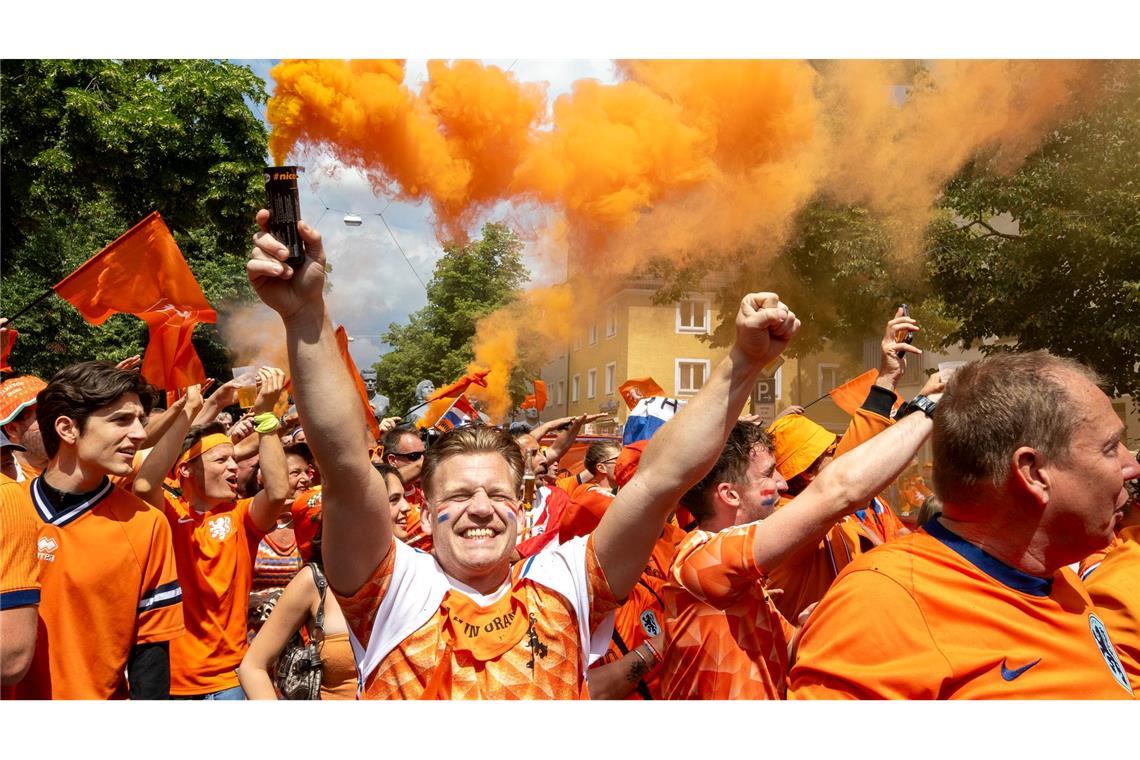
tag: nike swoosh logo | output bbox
[1001,657,1042,681]
[177,517,194,524]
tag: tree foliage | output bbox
[929,63,1140,398]
[373,223,529,415]
[1,59,268,381]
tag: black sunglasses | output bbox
[392,450,424,461]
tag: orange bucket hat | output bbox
[0,375,47,427]
[767,414,837,481]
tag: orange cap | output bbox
[614,440,647,488]
[766,414,837,481]
[0,375,47,427]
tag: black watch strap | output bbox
[897,394,937,420]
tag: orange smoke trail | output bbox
[267,60,1112,417]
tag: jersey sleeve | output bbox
[332,538,399,653]
[788,568,951,699]
[0,484,40,610]
[672,523,764,609]
[135,509,185,643]
[834,385,895,457]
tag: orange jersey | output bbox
[555,474,582,495]
[163,493,265,696]
[12,477,183,700]
[661,522,795,700]
[560,482,614,541]
[0,475,40,611]
[290,486,323,562]
[1081,527,1140,691]
[767,391,896,621]
[593,522,685,699]
[335,534,619,699]
[789,519,1135,699]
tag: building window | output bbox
[818,364,840,396]
[571,374,580,403]
[605,305,617,338]
[604,362,616,395]
[588,322,598,345]
[676,299,709,334]
[556,380,565,406]
[572,334,581,352]
[675,359,710,395]
[587,368,597,399]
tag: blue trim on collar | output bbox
[30,476,113,527]
[925,519,1053,596]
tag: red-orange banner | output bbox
[618,377,665,410]
[334,326,381,444]
[52,213,216,389]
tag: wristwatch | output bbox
[896,394,938,420]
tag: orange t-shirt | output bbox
[11,477,183,699]
[766,397,896,621]
[789,519,1135,699]
[1081,526,1140,692]
[335,534,619,699]
[290,486,323,562]
[661,522,796,700]
[592,522,685,699]
[0,475,40,611]
[560,483,614,541]
[163,493,265,696]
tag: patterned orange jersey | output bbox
[1081,526,1140,691]
[789,519,1135,699]
[592,522,686,699]
[0,475,40,612]
[290,486,323,562]
[560,483,614,541]
[661,523,796,700]
[163,493,265,696]
[12,477,183,699]
[336,534,619,699]
[767,390,897,621]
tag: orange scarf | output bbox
[421,583,530,699]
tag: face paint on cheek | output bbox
[760,488,778,508]
[436,509,450,524]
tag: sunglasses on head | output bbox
[393,450,424,461]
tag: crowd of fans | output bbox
[0,210,1137,701]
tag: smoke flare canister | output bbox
[264,166,306,268]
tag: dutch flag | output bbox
[435,395,478,432]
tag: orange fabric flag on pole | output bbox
[51,213,216,389]
[520,379,548,412]
[618,377,665,410]
[0,326,16,374]
[827,369,902,417]
[428,369,491,402]
[334,326,382,444]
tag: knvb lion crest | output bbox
[208,515,233,541]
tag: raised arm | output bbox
[247,367,290,532]
[593,293,799,598]
[749,404,936,572]
[133,387,202,509]
[247,211,390,595]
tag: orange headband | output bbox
[175,433,232,472]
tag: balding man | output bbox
[790,351,1139,699]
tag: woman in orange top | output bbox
[239,529,359,699]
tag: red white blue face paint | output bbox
[760,488,778,508]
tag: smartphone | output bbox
[895,304,914,345]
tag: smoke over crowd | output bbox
[264,59,1111,417]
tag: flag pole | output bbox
[4,288,56,324]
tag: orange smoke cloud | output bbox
[267,60,1112,418]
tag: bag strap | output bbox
[309,563,328,632]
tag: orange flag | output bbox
[827,369,903,417]
[52,213,216,389]
[520,379,548,412]
[428,369,491,402]
[0,325,16,374]
[334,326,382,444]
[618,377,665,410]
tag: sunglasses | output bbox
[392,450,424,461]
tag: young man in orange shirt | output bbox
[559,440,621,541]
[9,361,183,699]
[661,403,937,700]
[790,352,1139,699]
[133,368,289,699]
[247,210,800,699]
[1,455,40,689]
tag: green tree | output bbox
[374,223,529,415]
[929,63,1140,398]
[1,59,269,382]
